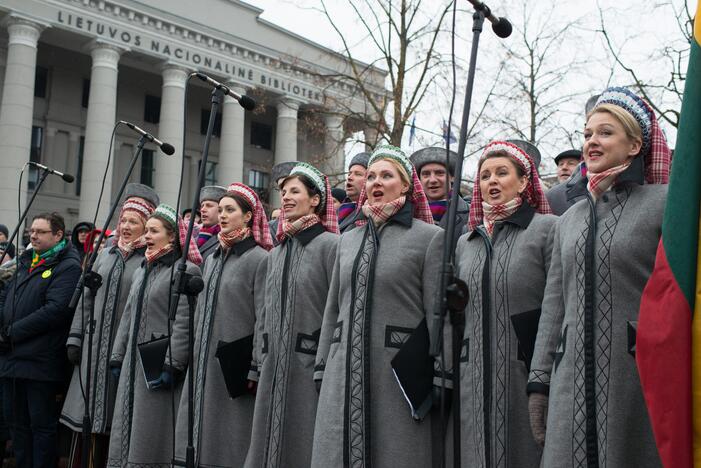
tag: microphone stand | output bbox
[170,86,224,468]
[67,134,149,468]
[430,6,494,468]
[0,168,52,266]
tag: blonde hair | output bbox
[369,157,411,188]
[587,103,643,149]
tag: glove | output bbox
[148,370,174,390]
[246,380,258,396]
[67,345,81,365]
[528,393,548,447]
[110,364,121,381]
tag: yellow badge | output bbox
[42,270,52,279]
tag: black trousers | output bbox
[2,378,59,468]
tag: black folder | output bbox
[510,309,542,372]
[215,334,254,399]
[137,335,169,389]
[390,318,433,421]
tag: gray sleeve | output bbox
[528,219,565,395]
[314,244,341,383]
[249,252,268,381]
[166,263,203,373]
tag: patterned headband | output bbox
[122,199,153,219]
[289,162,327,206]
[368,144,413,180]
[595,87,653,155]
[153,203,177,228]
[226,183,257,209]
[480,141,532,174]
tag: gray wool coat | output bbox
[311,202,445,468]
[244,223,338,468]
[106,250,201,468]
[454,203,555,468]
[528,183,666,468]
[173,238,268,468]
[199,234,219,261]
[61,246,146,434]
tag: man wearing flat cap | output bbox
[410,147,469,244]
[337,152,370,233]
[198,185,226,259]
[554,150,581,184]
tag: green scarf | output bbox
[30,238,67,272]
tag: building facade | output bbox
[0,0,386,229]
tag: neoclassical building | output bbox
[0,0,386,228]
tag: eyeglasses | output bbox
[29,229,53,235]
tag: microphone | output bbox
[27,162,75,183]
[194,73,256,110]
[466,0,512,38]
[119,121,176,155]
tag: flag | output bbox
[636,5,701,467]
[442,119,456,145]
[409,116,416,146]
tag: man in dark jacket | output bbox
[0,212,81,468]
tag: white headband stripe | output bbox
[228,186,257,209]
[481,142,532,174]
[123,201,152,218]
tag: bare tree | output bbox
[314,0,455,147]
[597,0,692,128]
[482,0,592,167]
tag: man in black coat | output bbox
[0,212,81,468]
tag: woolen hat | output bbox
[199,185,226,204]
[123,183,160,208]
[409,147,457,176]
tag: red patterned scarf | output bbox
[358,196,406,228]
[586,162,631,201]
[117,236,147,259]
[197,224,220,247]
[145,244,173,265]
[482,197,522,237]
[218,227,251,251]
[281,214,320,239]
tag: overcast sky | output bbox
[248,0,691,177]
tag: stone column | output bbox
[217,82,246,186]
[154,64,188,206]
[324,114,346,186]
[78,41,124,225]
[0,17,44,225]
[272,99,299,208]
[275,99,299,165]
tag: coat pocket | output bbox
[295,328,320,356]
[384,325,415,349]
[510,308,541,372]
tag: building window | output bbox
[144,95,161,124]
[250,122,273,150]
[28,126,43,190]
[197,160,218,186]
[76,136,85,196]
[200,109,222,137]
[82,79,90,108]
[34,66,48,98]
[140,149,155,187]
[248,169,270,202]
